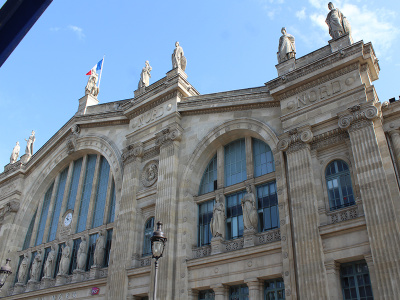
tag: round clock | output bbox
[64,212,73,227]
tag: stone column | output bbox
[278,126,329,299]
[338,104,400,299]
[107,143,143,299]
[212,283,227,300]
[245,136,254,179]
[151,125,183,300]
[324,261,341,300]
[389,129,400,170]
[246,279,261,299]
[217,147,224,189]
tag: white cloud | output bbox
[296,8,306,20]
[68,25,85,40]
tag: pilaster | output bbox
[212,283,228,300]
[246,279,261,299]
[338,103,400,298]
[324,260,341,300]
[278,125,329,299]
[107,142,143,299]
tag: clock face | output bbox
[64,213,73,226]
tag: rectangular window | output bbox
[224,139,247,187]
[341,261,373,300]
[67,158,83,210]
[229,284,249,300]
[86,233,98,271]
[199,290,215,300]
[92,157,110,228]
[265,278,285,299]
[77,155,97,233]
[53,243,65,277]
[226,191,245,240]
[256,181,279,232]
[198,200,214,246]
[35,183,54,246]
[69,238,82,274]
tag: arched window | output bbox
[224,139,246,187]
[326,160,355,210]
[253,138,275,177]
[143,217,154,256]
[199,155,217,195]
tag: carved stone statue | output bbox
[10,142,20,164]
[58,242,71,275]
[43,245,56,278]
[210,194,225,238]
[85,67,99,97]
[17,253,29,283]
[241,185,258,230]
[93,231,106,267]
[325,2,351,39]
[172,41,186,71]
[25,130,35,156]
[138,61,152,89]
[76,236,88,271]
[30,249,42,281]
[277,27,296,63]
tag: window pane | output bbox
[226,191,246,239]
[92,157,111,228]
[225,139,246,187]
[257,181,279,232]
[253,138,275,177]
[143,218,154,256]
[35,182,54,246]
[22,210,37,250]
[340,260,373,300]
[198,200,214,246]
[86,233,98,271]
[66,158,83,210]
[199,155,217,195]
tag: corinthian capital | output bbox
[338,103,380,130]
[277,125,313,152]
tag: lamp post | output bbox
[0,258,12,290]
[150,221,167,300]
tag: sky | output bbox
[0,0,399,169]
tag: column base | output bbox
[55,274,69,286]
[211,236,225,255]
[243,228,256,248]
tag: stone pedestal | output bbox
[72,269,86,283]
[276,58,296,77]
[243,228,256,248]
[76,94,99,115]
[55,274,69,286]
[211,236,224,255]
[134,86,146,98]
[166,67,187,80]
[329,34,353,53]
[13,283,26,295]
[90,265,101,280]
[20,154,31,164]
[25,279,39,292]
[40,277,55,289]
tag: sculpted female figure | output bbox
[277,27,296,63]
[25,130,36,156]
[138,61,152,88]
[85,68,99,97]
[17,253,29,283]
[76,236,88,271]
[241,185,258,230]
[172,41,186,71]
[30,250,42,281]
[93,231,106,267]
[43,245,56,278]
[325,2,351,39]
[58,242,71,275]
[210,194,225,238]
[10,142,20,164]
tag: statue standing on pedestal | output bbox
[25,131,35,156]
[172,41,187,71]
[30,250,42,281]
[325,2,351,39]
[10,142,20,164]
[138,61,152,89]
[210,194,225,238]
[241,185,258,230]
[58,243,71,275]
[93,231,106,267]
[85,67,99,97]
[277,27,296,63]
[43,245,56,278]
[76,236,88,271]
[17,253,29,283]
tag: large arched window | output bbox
[199,155,217,195]
[143,217,154,256]
[326,160,355,210]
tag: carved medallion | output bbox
[141,160,159,187]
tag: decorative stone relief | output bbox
[241,185,258,230]
[310,128,349,150]
[277,126,313,153]
[338,104,380,130]
[155,126,183,148]
[210,193,226,238]
[122,142,144,164]
[0,200,20,223]
[141,160,159,187]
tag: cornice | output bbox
[310,128,349,150]
[179,102,279,116]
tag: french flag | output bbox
[86,59,103,75]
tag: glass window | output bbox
[53,243,65,277]
[77,154,97,233]
[143,218,154,256]
[35,182,54,246]
[326,160,355,210]
[199,290,215,300]
[229,284,249,300]
[108,179,116,223]
[226,191,245,240]
[92,156,111,228]
[265,278,285,300]
[66,158,83,210]
[86,233,98,271]
[69,238,82,274]
[341,261,373,300]
[199,155,217,195]
[253,138,275,177]
[225,139,247,187]
[198,200,214,246]
[22,210,37,250]
[48,167,69,242]
[104,229,113,267]
[257,182,279,232]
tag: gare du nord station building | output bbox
[1,16,400,300]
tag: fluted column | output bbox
[324,261,341,300]
[278,126,329,299]
[338,104,400,299]
[389,129,400,170]
[151,125,182,300]
[107,143,143,299]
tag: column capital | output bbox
[338,103,380,130]
[211,283,227,294]
[245,278,261,289]
[277,125,313,153]
[155,123,183,148]
[121,142,144,164]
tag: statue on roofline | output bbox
[277,27,296,63]
[325,2,351,39]
[85,67,99,97]
[172,41,187,71]
[138,60,152,89]
[25,130,35,156]
[10,141,20,164]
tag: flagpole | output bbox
[98,55,105,89]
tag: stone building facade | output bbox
[1,33,400,300]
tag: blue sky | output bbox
[0,0,399,168]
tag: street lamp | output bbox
[150,221,167,300]
[0,258,12,289]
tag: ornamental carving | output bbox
[0,200,20,223]
[338,104,379,130]
[122,142,144,164]
[71,125,80,135]
[277,126,313,152]
[155,126,182,147]
[141,160,159,187]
